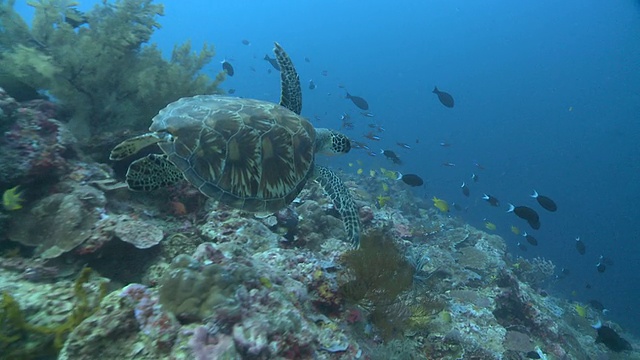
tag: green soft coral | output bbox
[0,0,223,137]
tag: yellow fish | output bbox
[377,195,391,207]
[432,197,449,212]
[382,183,389,192]
[379,167,398,180]
[510,225,520,235]
[356,159,363,166]
[369,170,376,177]
[357,168,363,175]
[574,303,587,318]
[348,162,354,167]
[485,221,497,231]
[3,185,24,211]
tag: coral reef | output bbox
[0,4,638,358]
[0,0,223,140]
[6,182,107,259]
[0,88,75,185]
[0,267,106,358]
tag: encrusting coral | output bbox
[0,0,224,139]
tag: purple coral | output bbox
[0,91,75,184]
[188,326,237,360]
[120,284,179,350]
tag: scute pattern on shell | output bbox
[154,95,316,212]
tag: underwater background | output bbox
[1,0,639,359]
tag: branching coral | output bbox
[339,229,413,339]
[0,0,224,138]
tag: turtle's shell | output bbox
[152,95,316,212]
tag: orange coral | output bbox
[168,201,187,216]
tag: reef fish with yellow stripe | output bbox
[2,185,24,211]
[485,221,496,231]
[432,196,449,212]
[377,195,391,207]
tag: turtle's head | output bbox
[315,128,351,156]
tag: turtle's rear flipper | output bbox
[110,133,164,160]
[314,165,361,248]
[126,154,184,191]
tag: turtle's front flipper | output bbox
[314,165,361,248]
[274,42,302,115]
[126,154,184,191]
[110,133,167,160]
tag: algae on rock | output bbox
[0,0,224,138]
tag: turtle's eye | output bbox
[158,131,175,143]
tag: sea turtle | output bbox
[109,43,361,247]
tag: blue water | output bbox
[14,0,640,334]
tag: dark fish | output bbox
[461,182,470,197]
[482,194,499,207]
[561,267,571,276]
[0,72,44,101]
[471,173,479,182]
[531,190,557,212]
[341,118,354,130]
[381,150,398,158]
[304,57,311,62]
[352,141,370,150]
[517,242,527,251]
[397,173,423,187]
[575,237,586,255]
[364,132,381,141]
[600,255,615,266]
[525,351,541,359]
[308,80,316,90]
[361,112,375,117]
[442,162,456,167]
[222,60,234,76]
[592,320,633,352]
[588,300,606,313]
[264,54,281,71]
[396,142,411,149]
[433,86,454,108]
[228,88,236,94]
[596,256,613,273]
[345,92,369,110]
[528,218,541,230]
[64,8,87,28]
[507,204,540,223]
[241,39,251,45]
[439,141,451,147]
[452,202,463,211]
[523,232,538,246]
[321,70,329,76]
[381,149,402,165]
